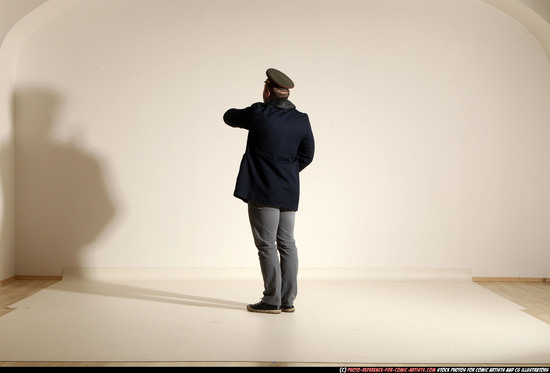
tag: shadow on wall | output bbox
[10,86,116,275]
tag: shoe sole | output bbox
[281,308,295,313]
[246,304,281,314]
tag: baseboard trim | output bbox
[1,275,63,286]
[3,274,549,285]
[0,276,16,286]
[14,275,63,281]
[473,277,550,283]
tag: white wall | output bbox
[10,0,550,277]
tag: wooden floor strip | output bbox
[473,277,550,282]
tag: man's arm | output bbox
[298,128,315,172]
[223,106,254,129]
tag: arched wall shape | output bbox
[3,0,550,278]
[483,0,550,63]
[0,0,49,45]
[519,0,550,24]
[0,0,69,280]
[0,0,104,279]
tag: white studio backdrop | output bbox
[10,0,550,277]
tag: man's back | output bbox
[224,99,314,211]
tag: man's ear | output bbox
[262,87,270,102]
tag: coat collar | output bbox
[265,98,296,110]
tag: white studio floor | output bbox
[1,268,550,365]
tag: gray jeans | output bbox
[248,202,298,307]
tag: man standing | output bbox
[224,68,315,314]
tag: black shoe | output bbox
[281,305,295,313]
[247,301,281,314]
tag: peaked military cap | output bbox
[265,68,294,89]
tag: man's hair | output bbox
[267,86,290,99]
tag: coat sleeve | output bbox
[223,106,255,129]
[298,123,315,172]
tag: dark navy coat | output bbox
[224,99,314,211]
